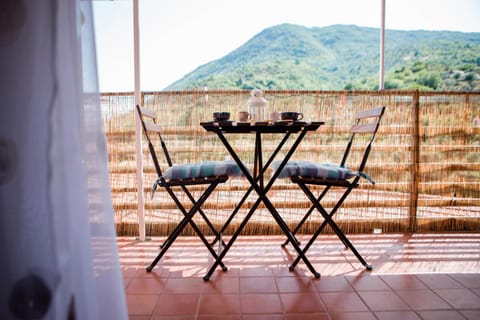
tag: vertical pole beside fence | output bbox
[409,90,420,232]
[379,0,385,90]
[133,0,146,241]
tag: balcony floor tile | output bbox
[119,233,480,319]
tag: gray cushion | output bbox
[163,160,243,180]
[272,160,374,184]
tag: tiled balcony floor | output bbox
[119,233,480,319]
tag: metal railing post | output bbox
[379,0,385,90]
[133,0,146,240]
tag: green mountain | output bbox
[165,24,480,91]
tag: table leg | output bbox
[211,132,291,246]
[255,131,264,189]
[205,129,320,279]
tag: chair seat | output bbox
[272,161,374,184]
[163,160,243,180]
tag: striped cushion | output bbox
[273,161,374,184]
[163,160,243,180]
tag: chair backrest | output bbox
[136,105,173,177]
[340,106,386,174]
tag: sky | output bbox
[92,0,480,92]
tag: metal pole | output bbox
[133,0,146,240]
[379,0,386,90]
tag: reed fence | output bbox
[102,90,480,236]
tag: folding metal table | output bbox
[200,120,324,280]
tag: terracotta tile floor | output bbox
[119,233,480,319]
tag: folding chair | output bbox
[276,106,385,274]
[135,105,242,272]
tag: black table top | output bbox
[200,120,324,134]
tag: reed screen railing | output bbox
[102,90,480,236]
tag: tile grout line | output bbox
[343,275,381,320]
[414,274,460,312]
[378,274,437,320]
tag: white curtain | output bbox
[0,0,127,319]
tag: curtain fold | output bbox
[0,0,127,319]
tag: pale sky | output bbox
[92,0,480,92]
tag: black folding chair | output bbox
[136,105,242,272]
[276,106,386,274]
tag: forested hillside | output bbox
[165,24,480,91]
